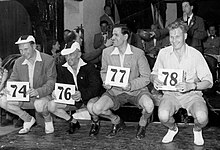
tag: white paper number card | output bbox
[54,83,75,105]
[7,81,29,101]
[105,66,130,88]
[158,69,184,91]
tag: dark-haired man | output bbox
[87,24,154,139]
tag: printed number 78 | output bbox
[162,71,178,86]
[111,69,126,83]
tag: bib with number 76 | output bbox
[158,69,184,91]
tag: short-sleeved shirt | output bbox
[151,44,213,96]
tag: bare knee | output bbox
[47,101,56,113]
[195,111,208,124]
[140,95,154,113]
[158,109,170,123]
[34,98,49,113]
[92,103,104,116]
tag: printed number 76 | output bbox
[111,69,126,83]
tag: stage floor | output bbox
[0,119,219,150]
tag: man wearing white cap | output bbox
[0,35,57,134]
[47,41,102,134]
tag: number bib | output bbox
[54,83,75,105]
[105,66,130,88]
[158,69,184,91]
[7,81,29,101]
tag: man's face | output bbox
[105,6,111,16]
[111,27,126,47]
[65,50,80,67]
[169,28,186,50]
[209,26,216,36]
[100,23,108,33]
[18,43,35,60]
[182,2,193,15]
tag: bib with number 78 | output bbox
[158,69,184,91]
[105,65,130,88]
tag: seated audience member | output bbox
[92,20,112,69]
[87,24,154,140]
[144,24,170,58]
[0,35,57,134]
[100,5,114,33]
[151,20,213,146]
[48,41,102,134]
[47,39,64,65]
[203,25,220,55]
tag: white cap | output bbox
[15,35,36,44]
[61,41,81,56]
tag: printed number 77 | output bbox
[110,69,126,83]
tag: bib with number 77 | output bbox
[105,65,130,88]
[158,69,184,91]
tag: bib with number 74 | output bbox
[158,69,184,91]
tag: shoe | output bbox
[193,129,204,146]
[162,126,178,143]
[1,119,13,127]
[18,117,36,134]
[106,119,125,138]
[14,118,24,128]
[68,121,80,134]
[45,121,54,134]
[89,120,100,136]
[136,125,147,140]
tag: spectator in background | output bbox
[203,25,220,55]
[47,39,64,65]
[100,5,114,33]
[60,29,71,50]
[92,20,112,69]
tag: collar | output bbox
[22,50,42,65]
[62,58,87,72]
[110,44,133,55]
[169,44,189,57]
[188,13,193,20]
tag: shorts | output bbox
[102,90,151,111]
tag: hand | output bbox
[152,76,163,90]
[176,82,195,93]
[27,88,39,98]
[149,31,156,38]
[122,82,131,91]
[103,83,112,90]
[52,90,56,100]
[71,91,81,102]
[104,39,113,47]
[183,12,188,22]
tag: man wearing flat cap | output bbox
[47,41,102,134]
[0,35,57,134]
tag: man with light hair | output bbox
[0,35,57,134]
[151,20,212,145]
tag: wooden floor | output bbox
[0,119,219,150]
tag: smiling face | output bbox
[18,42,36,60]
[64,49,81,67]
[111,27,127,48]
[169,27,187,51]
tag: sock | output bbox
[162,126,178,143]
[193,129,204,146]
